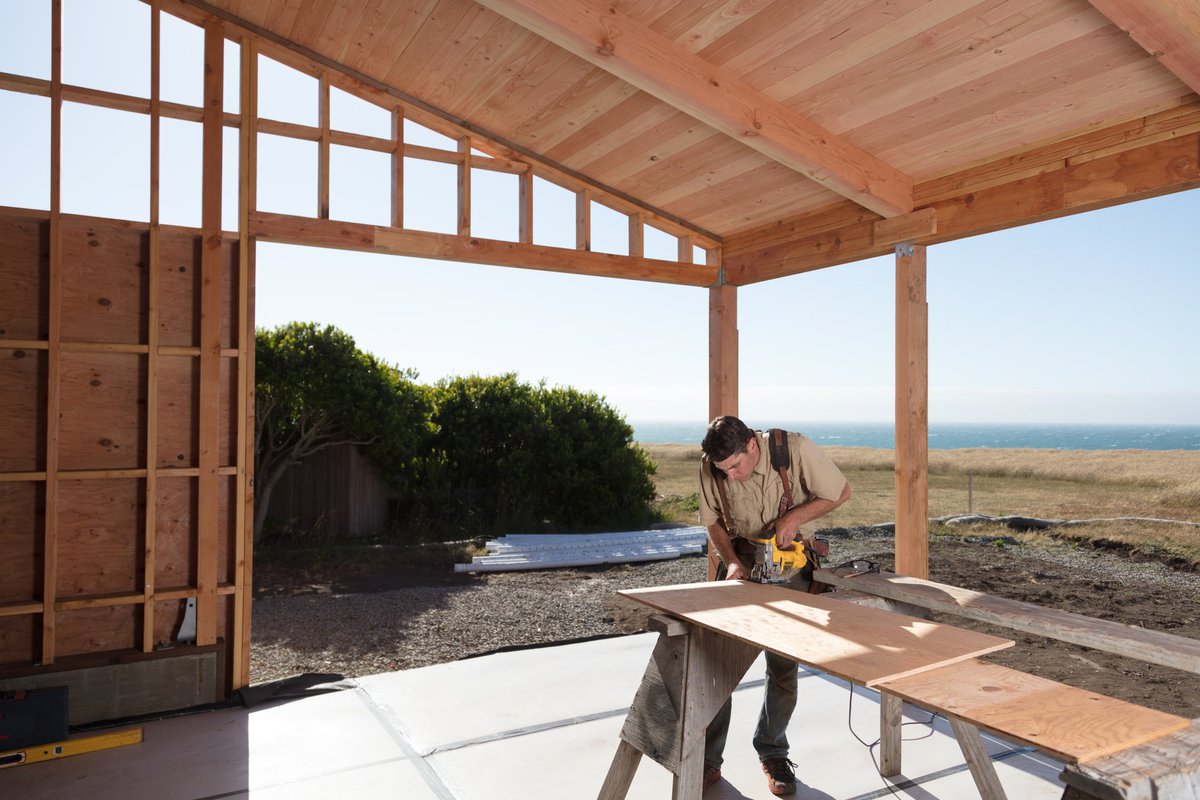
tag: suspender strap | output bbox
[709,461,740,540]
[768,428,792,517]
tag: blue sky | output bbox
[3,0,1198,425]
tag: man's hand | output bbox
[770,482,852,549]
[725,560,749,581]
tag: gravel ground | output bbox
[249,528,1200,716]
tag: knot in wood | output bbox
[597,38,615,56]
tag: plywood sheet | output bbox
[56,605,138,658]
[59,217,148,344]
[156,355,199,468]
[0,212,49,341]
[0,347,46,471]
[0,616,37,666]
[620,581,1013,687]
[58,352,146,470]
[57,479,143,597]
[0,482,42,603]
[155,477,196,590]
[876,659,1189,763]
[157,231,201,348]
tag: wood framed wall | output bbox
[0,0,721,701]
[0,1,249,696]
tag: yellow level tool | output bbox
[0,727,143,769]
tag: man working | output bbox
[698,415,851,796]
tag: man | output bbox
[698,415,851,796]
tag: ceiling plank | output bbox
[1085,0,1200,96]
[476,0,914,218]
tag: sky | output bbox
[2,0,1199,426]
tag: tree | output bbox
[253,322,430,541]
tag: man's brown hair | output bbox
[701,415,754,462]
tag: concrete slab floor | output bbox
[0,633,1066,799]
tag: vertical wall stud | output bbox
[629,213,644,258]
[196,21,225,646]
[233,34,257,690]
[895,243,929,579]
[144,0,162,652]
[677,234,692,265]
[43,0,64,665]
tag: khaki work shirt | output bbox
[698,430,848,540]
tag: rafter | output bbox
[1085,0,1200,96]
[475,0,913,219]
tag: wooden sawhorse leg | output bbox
[878,692,1007,800]
[598,616,759,800]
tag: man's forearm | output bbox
[707,522,739,565]
[775,482,852,543]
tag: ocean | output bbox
[630,421,1200,451]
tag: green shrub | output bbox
[421,374,656,537]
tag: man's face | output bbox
[714,436,759,482]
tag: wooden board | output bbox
[876,658,1189,763]
[619,581,1013,687]
[813,569,1200,675]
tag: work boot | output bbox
[761,757,797,796]
[703,764,721,790]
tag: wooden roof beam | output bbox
[1085,0,1200,96]
[476,0,914,219]
[248,211,719,287]
[723,104,1200,283]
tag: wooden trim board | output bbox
[876,658,1188,763]
[619,581,1012,687]
[813,569,1200,675]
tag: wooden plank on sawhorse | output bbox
[597,615,759,800]
[0,727,143,769]
[1060,718,1200,800]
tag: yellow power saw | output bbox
[746,534,809,584]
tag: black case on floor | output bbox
[0,687,70,751]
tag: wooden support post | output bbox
[949,717,1008,800]
[144,0,162,652]
[196,21,224,647]
[707,248,732,583]
[457,137,471,236]
[233,34,258,690]
[879,691,903,777]
[43,0,64,665]
[707,268,736,420]
[318,72,330,219]
[390,107,404,229]
[895,243,929,579]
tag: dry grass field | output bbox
[640,443,1200,563]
